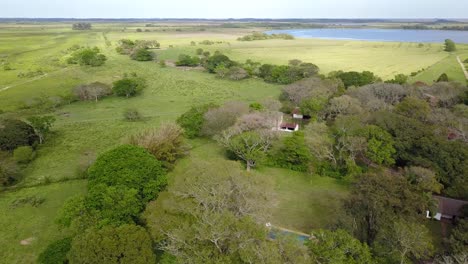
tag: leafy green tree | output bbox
[218,130,276,171]
[68,224,155,264]
[385,74,408,85]
[112,77,146,97]
[27,115,55,144]
[272,132,311,172]
[175,54,200,66]
[360,125,396,165]
[130,48,154,61]
[176,104,216,138]
[0,119,38,151]
[67,47,106,66]
[448,219,468,254]
[204,54,235,73]
[87,145,167,203]
[307,229,374,264]
[335,71,378,88]
[300,97,327,121]
[38,237,72,264]
[395,97,430,121]
[444,39,456,52]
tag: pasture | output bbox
[0,22,464,262]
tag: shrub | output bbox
[196,48,204,55]
[437,73,449,82]
[176,104,217,138]
[38,237,72,264]
[0,119,38,151]
[127,124,187,169]
[130,48,155,61]
[204,54,235,73]
[87,145,167,203]
[67,47,106,67]
[73,82,112,102]
[123,108,143,121]
[227,66,249,80]
[0,151,19,186]
[159,60,166,67]
[271,132,311,172]
[113,77,146,97]
[13,146,34,164]
[175,54,200,67]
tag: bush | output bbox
[123,108,143,121]
[175,54,200,67]
[67,47,106,66]
[113,77,146,97]
[437,73,449,82]
[176,104,217,138]
[73,82,112,102]
[0,119,38,151]
[204,54,235,73]
[13,146,34,164]
[0,152,20,186]
[333,71,379,88]
[159,60,166,67]
[271,132,311,172]
[130,48,155,61]
[87,145,167,203]
[37,237,72,264]
[464,58,468,63]
[127,124,187,169]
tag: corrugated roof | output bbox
[434,195,468,217]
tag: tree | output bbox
[307,229,374,264]
[67,47,106,66]
[0,119,38,151]
[201,101,249,136]
[130,48,155,61]
[448,219,468,255]
[334,71,379,88]
[325,95,362,119]
[375,219,433,264]
[444,39,457,52]
[385,74,408,85]
[226,66,249,80]
[176,104,217,138]
[272,132,311,172]
[204,54,235,73]
[72,23,91,30]
[68,224,155,264]
[144,160,309,263]
[175,54,200,66]
[196,48,204,55]
[73,82,111,102]
[359,125,396,165]
[87,145,167,203]
[344,172,436,244]
[112,77,146,97]
[395,97,430,121]
[27,115,56,144]
[38,237,72,264]
[217,129,276,171]
[127,123,188,169]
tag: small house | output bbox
[426,196,468,222]
[292,108,303,119]
[279,123,299,132]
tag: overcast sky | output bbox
[2,0,468,18]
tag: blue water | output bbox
[267,28,468,43]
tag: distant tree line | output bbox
[237,32,295,41]
[72,23,91,30]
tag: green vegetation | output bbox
[238,32,295,41]
[0,22,467,263]
[444,39,457,52]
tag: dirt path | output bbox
[456,56,468,80]
[0,67,69,92]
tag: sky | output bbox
[1,0,468,19]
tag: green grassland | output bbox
[0,22,465,262]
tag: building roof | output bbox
[434,195,468,217]
[280,123,298,129]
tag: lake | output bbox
[267,28,468,43]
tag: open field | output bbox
[0,180,87,264]
[0,22,464,262]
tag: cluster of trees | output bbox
[329,70,380,88]
[237,32,295,41]
[444,39,457,52]
[67,47,107,67]
[112,73,146,98]
[73,82,112,102]
[71,23,91,30]
[0,117,55,186]
[116,39,160,61]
